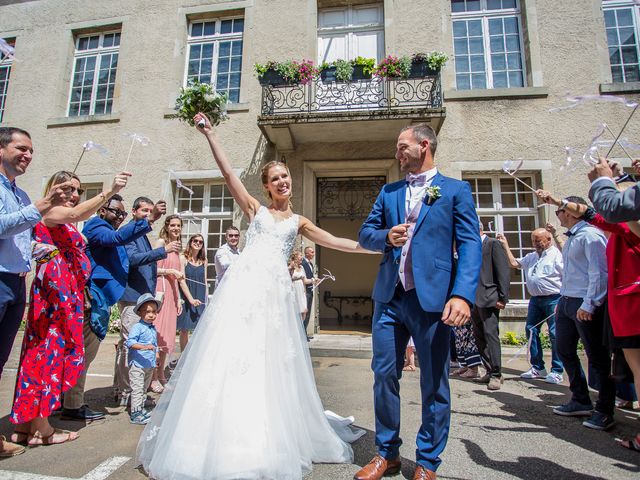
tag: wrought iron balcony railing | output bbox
[260,73,442,116]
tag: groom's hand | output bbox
[387,224,411,247]
[441,297,471,326]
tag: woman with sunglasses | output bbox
[176,234,207,351]
[10,170,129,446]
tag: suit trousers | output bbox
[471,306,502,376]
[555,297,615,415]
[64,316,101,409]
[372,284,451,472]
[113,302,141,397]
[0,272,26,379]
[303,291,313,335]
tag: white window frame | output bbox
[0,39,13,123]
[184,16,244,103]
[451,0,527,90]
[67,30,120,117]
[317,3,385,64]
[464,172,541,302]
[174,180,237,294]
[602,1,640,83]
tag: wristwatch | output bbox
[560,198,569,209]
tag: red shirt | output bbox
[588,213,640,337]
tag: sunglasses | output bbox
[63,186,85,196]
[555,209,565,216]
[105,207,128,219]
[191,239,204,244]
[227,234,240,238]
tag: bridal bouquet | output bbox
[172,80,229,127]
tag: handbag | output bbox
[155,273,166,305]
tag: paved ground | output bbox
[0,333,638,479]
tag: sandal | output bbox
[620,435,640,452]
[10,429,30,444]
[450,367,469,377]
[28,428,78,446]
[149,381,164,394]
[402,365,416,371]
[459,367,480,379]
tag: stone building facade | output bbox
[1,0,638,334]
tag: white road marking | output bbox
[3,369,113,378]
[0,456,130,480]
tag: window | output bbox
[317,3,384,64]
[0,38,13,123]
[463,172,540,301]
[175,181,236,293]
[603,1,640,83]
[451,0,526,90]
[186,18,244,103]
[68,31,120,116]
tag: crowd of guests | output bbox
[0,126,228,455]
[0,122,639,458]
[445,156,640,453]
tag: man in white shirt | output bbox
[497,229,564,384]
[214,226,241,286]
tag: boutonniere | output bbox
[425,186,441,205]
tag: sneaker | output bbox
[545,372,564,384]
[582,411,615,431]
[520,367,548,379]
[130,411,150,425]
[487,376,503,391]
[553,401,593,417]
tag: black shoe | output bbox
[61,405,106,421]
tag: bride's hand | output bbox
[194,112,213,134]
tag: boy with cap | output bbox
[126,293,160,425]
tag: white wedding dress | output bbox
[137,206,364,480]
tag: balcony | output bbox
[257,74,445,149]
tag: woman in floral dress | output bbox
[10,170,128,446]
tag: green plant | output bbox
[108,304,121,334]
[374,55,411,79]
[333,59,354,81]
[426,51,449,70]
[253,60,278,77]
[351,56,376,76]
[172,80,229,127]
[502,331,526,346]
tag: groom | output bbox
[357,124,482,480]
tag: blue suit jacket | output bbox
[359,173,482,312]
[82,216,152,306]
[120,221,168,303]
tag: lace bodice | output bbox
[243,206,299,263]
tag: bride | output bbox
[136,113,374,480]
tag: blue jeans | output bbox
[526,294,562,374]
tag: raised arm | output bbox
[194,113,261,220]
[43,172,130,225]
[299,216,376,254]
[495,234,521,269]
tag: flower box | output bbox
[352,65,373,81]
[258,69,294,86]
[408,59,439,79]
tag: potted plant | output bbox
[350,57,376,81]
[254,61,288,86]
[374,55,411,80]
[408,51,449,78]
[171,80,229,126]
[254,59,319,86]
[320,59,354,83]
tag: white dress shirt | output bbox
[214,243,241,285]
[518,246,563,297]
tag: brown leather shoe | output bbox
[354,455,401,480]
[413,466,437,480]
